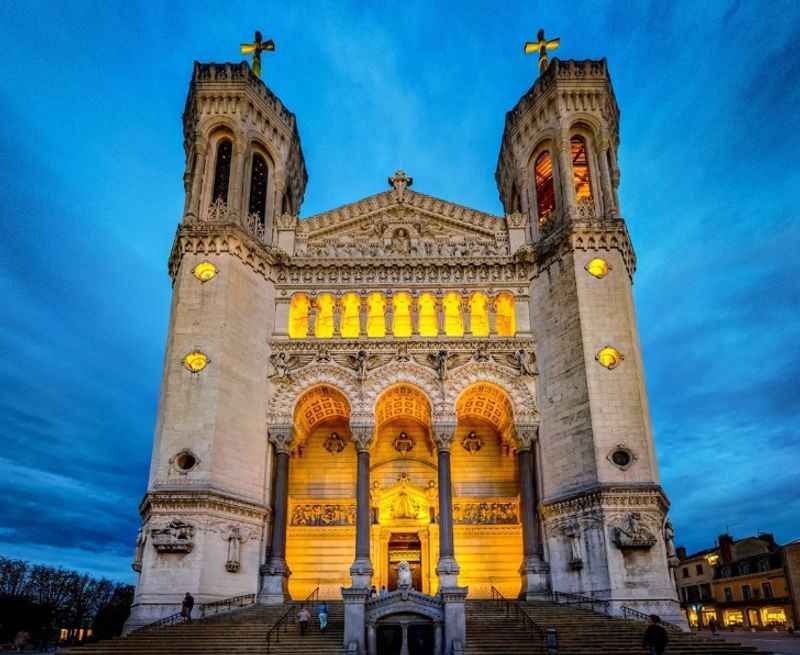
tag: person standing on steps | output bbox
[379,585,388,600]
[642,615,669,655]
[318,601,328,633]
[297,606,311,636]
[181,592,195,624]
[369,585,378,600]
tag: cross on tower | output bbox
[524,29,560,75]
[240,30,275,79]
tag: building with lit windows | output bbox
[124,54,686,649]
[677,533,797,631]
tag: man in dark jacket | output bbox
[643,615,669,655]
[182,592,195,624]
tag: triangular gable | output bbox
[296,189,509,258]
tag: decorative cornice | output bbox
[140,488,270,522]
[168,223,285,283]
[540,483,670,519]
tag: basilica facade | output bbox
[125,54,684,646]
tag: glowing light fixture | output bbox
[192,261,218,282]
[585,258,610,279]
[596,346,623,370]
[183,351,209,373]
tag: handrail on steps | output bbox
[620,604,682,632]
[265,586,320,653]
[548,590,610,615]
[490,586,554,652]
[129,593,257,634]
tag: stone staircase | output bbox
[465,600,765,655]
[67,601,344,655]
[67,598,769,655]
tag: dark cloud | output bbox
[0,1,798,580]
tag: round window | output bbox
[611,449,632,467]
[175,452,197,471]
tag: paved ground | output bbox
[710,631,800,655]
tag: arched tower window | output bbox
[417,293,438,337]
[340,293,361,338]
[248,153,269,227]
[367,293,387,338]
[212,139,232,204]
[571,136,593,202]
[469,293,489,337]
[315,293,335,339]
[494,292,516,337]
[534,151,555,224]
[392,293,413,337]
[443,292,464,337]
[288,293,310,339]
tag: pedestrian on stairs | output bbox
[642,615,669,655]
[318,601,329,633]
[297,606,311,636]
[181,592,195,624]
[380,585,388,600]
[369,585,378,600]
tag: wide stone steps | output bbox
[68,599,766,655]
[465,601,763,655]
[67,602,344,655]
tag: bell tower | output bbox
[124,60,306,632]
[497,56,684,623]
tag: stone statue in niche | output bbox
[151,519,195,554]
[397,560,413,590]
[225,527,243,573]
[663,519,676,559]
[561,522,583,570]
[460,431,484,453]
[511,349,538,376]
[393,431,415,455]
[390,228,411,255]
[132,526,146,572]
[324,432,346,454]
[612,512,657,550]
[391,491,421,520]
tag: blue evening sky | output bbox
[1,1,798,582]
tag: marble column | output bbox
[516,424,550,600]
[431,420,467,654]
[557,131,577,219]
[342,421,374,655]
[596,135,616,218]
[259,424,293,604]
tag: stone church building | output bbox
[124,50,684,650]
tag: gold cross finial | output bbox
[240,30,275,79]
[524,28,560,75]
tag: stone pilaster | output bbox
[557,129,577,219]
[350,421,375,588]
[516,423,550,599]
[259,424,293,604]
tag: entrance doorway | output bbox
[387,532,422,591]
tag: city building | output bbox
[123,38,686,650]
[677,533,796,630]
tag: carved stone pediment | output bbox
[297,190,508,259]
[612,512,657,550]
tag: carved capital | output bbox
[350,421,375,452]
[506,212,528,229]
[515,423,540,451]
[275,213,297,230]
[431,420,457,452]
[268,424,294,454]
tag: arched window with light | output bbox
[288,293,310,339]
[212,138,232,204]
[315,293,335,339]
[367,293,387,337]
[534,150,556,225]
[443,292,464,337]
[494,292,516,337]
[469,293,490,337]
[417,293,438,337]
[571,135,593,203]
[392,293,413,337]
[340,293,361,338]
[248,152,269,228]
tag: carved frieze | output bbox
[290,503,356,526]
[612,512,657,550]
[151,519,195,553]
[453,501,518,525]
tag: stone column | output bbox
[488,298,497,335]
[411,293,420,336]
[308,300,318,339]
[342,420,375,654]
[385,297,394,338]
[436,293,445,335]
[229,139,247,217]
[359,295,368,337]
[431,420,468,654]
[334,296,343,338]
[557,130,577,219]
[463,297,472,337]
[186,142,207,221]
[516,424,550,600]
[596,135,616,218]
[259,424,293,604]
